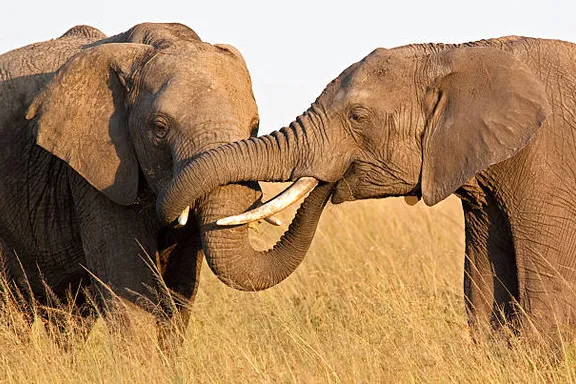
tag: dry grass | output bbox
[0,184,575,383]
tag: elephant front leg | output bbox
[514,243,576,348]
[71,180,165,318]
[463,202,518,336]
[156,223,204,350]
[463,246,495,332]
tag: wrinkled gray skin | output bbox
[0,23,329,338]
[166,36,576,342]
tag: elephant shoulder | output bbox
[0,27,105,127]
[58,25,107,41]
[0,25,107,82]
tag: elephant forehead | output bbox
[333,83,371,105]
[152,80,256,124]
[330,56,415,108]
[142,53,252,93]
[138,51,257,124]
[154,88,231,117]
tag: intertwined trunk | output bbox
[157,108,335,224]
[159,126,304,224]
[196,182,333,291]
[159,110,343,291]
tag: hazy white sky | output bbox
[2,0,575,133]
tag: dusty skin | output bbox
[0,22,332,345]
[177,36,576,346]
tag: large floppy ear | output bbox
[214,43,254,82]
[26,43,155,205]
[215,44,247,65]
[421,47,550,206]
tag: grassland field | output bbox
[0,183,575,383]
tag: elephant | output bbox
[159,36,576,343]
[0,22,328,339]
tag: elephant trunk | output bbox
[157,107,329,225]
[196,181,333,291]
[156,106,349,291]
[158,109,337,291]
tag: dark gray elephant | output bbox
[0,22,328,337]
[160,36,576,342]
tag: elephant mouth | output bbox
[331,181,423,206]
[330,177,356,204]
[212,174,424,227]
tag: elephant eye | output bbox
[348,106,370,124]
[155,124,168,138]
[152,115,171,140]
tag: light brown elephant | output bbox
[0,22,328,340]
[159,36,576,343]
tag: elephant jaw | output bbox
[216,177,319,226]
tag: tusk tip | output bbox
[264,216,282,226]
[176,205,190,227]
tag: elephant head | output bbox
[25,23,329,291]
[156,42,550,260]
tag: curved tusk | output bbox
[264,215,282,226]
[216,177,319,226]
[175,205,191,228]
[404,196,420,206]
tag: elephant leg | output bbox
[156,223,204,349]
[463,199,518,336]
[0,240,41,343]
[39,293,97,350]
[463,244,494,332]
[71,179,163,321]
[506,196,576,348]
[514,240,576,348]
[0,217,100,346]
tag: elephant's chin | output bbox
[330,179,354,204]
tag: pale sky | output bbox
[2,0,575,134]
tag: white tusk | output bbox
[264,215,282,226]
[176,205,190,228]
[404,196,420,206]
[216,177,319,226]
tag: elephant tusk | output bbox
[216,177,319,226]
[175,205,191,228]
[264,215,283,226]
[404,196,420,206]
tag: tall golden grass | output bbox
[0,184,575,383]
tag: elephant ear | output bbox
[26,43,155,205]
[215,44,247,66]
[421,47,550,206]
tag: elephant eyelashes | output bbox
[152,115,171,140]
[348,106,370,124]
